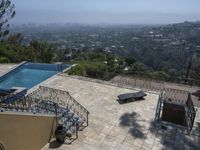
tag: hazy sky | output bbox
[11,0,200,25]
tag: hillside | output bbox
[7,21,200,85]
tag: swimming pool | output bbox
[0,62,70,90]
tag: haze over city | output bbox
[11,0,200,25]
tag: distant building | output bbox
[124,66,130,71]
[64,54,72,61]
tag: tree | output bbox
[7,33,23,44]
[0,56,10,63]
[0,41,38,63]
[151,71,171,81]
[0,0,15,40]
[30,41,55,63]
[129,62,148,76]
[125,57,136,66]
[68,64,86,76]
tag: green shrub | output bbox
[151,71,171,81]
[0,57,10,63]
[68,64,86,76]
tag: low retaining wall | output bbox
[0,112,56,150]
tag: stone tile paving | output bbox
[42,75,200,150]
[0,64,16,76]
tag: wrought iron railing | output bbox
[0,96,55,115]
[111,75,165,92]
[0,97,80,141]
[162,88,189,104]
[57,106,79,139]
[27,86,89,127]
[0,92,15,103]
[155,92,164,121]
[0,86,89,143]
[155,90,196,133]
[0,90,27,104]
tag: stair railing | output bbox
[28,86,89,126]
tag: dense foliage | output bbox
[0,33,181,82]
[0,37,56,63]
[1,20,199,84]
[67,50,171,81]
[11,22,200,84]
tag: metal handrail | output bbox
[0,89,17,103]
[28,86,89,126]
[68,94,89,115]
[0,98,56,115]
[155,92,164,121]
[0,88,86,142]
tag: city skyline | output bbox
[11,0,200,25]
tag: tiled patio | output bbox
[41,75,200,150]
[0,64,199,149]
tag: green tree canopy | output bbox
[0,0,15,40]
[30,41,55,63]
[125,57,136,66]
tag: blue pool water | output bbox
[0,63,69,90]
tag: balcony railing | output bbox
[0,86,89,144]
[27,86,89,127]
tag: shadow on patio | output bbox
[149,120,200,149]
[119,112,146,139]
[48,140,63,149]
[192,90,200,101]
